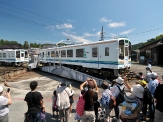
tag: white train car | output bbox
[38,38,131,77]
[0,49,29,66]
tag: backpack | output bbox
[143,87,154,104]
[100,89,112,108]
[116,85,125,105]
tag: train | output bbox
[0,49,29,66]
[37,38,131,78]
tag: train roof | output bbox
[45,37,130,50]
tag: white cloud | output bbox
[56,23,74,29]
[120,29,135,35]
[62,32,91,43]
[107,22,126,28]
[99,17,112,23]
[46,26,55,30]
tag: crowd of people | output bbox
[0,60,163,122]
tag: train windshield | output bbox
[16,51,20,58]
[25,51,28,58]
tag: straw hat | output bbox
[131,84,144,98]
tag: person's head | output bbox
[139,80,147,87]
[87,78,95,89]
[30,81,38,91]
[147,59,152,64]
[131,84,144,99]
[151,73,157,80]
[53,90,57,96]
[101,81,109,89]
[135,75,141,80]
[124,92,136,103]
[0,86,3,95]
[138,72,143,76]
[113,77,124,85]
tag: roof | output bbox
[0,44,23,49]
[138,39,160,49]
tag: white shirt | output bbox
[0,96,9,116]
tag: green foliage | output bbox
[0,39,20,46]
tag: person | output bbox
[100,81,116,122]
[52,90,59,118]
[138,72,144,80]
[24,81,45,122]
[123,76,144,101]
[110,77,125,121]
[145,67,157,83]
[0,86,12,122]
[147,59,152,69]
[56,81,74,122]
[148,73,159,95]
[154,84,163,122]
[120,92,142,122]
[67,84,74,117]
[80,78,98,122]
[94,96,100,122]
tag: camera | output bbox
[7,88,10,93]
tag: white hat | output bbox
[124,92,136,102]
[150,73,157,79]
[131,84,144,98]
[0,86,3,92]
[115,77,124,85]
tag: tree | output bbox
[23,41,29,49]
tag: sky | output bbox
[0,0,163,45]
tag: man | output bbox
[145,67,157,83]
[154,84,163,122]
[0,86,12,122]
[56,81,74,122]
[24,81,45,122]
[148,73,159,95]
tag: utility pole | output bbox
[99,26,104,41]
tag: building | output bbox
[138,38,163,65]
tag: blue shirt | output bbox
[148,79,159,95]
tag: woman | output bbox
[80,78,98,122]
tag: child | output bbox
[94,96,100,122]
[52,90,59,118]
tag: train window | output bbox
[56,51,59,57]
[25,51,28,58]
[16,51,20,58]
[21,53,24,57]
[125,47,128,56]
[47,52,50,57]
[3,53,6,58]
[92,47,98,57]
[61,50,66,57]
[8,53,11,58]
[42,52,44,57]
[0,53,2,58]
[51,51,55,57]
[119,40,124,59]
[105,47,109,56]
[76,49,84,57]
[67,50,73,57]
[12,53,14,57]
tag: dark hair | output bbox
[138,72,143,76]
[84,89,94,105]
[135,75,140,80]
[30,81,38,90]
[53,90,56,96]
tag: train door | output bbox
[124,40,130,67]
[92,47,99,69]
[20,50,25,61]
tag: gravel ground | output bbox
[0,63,162,122]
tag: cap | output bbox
[139,80,147,87]
[0,86,3,92]
[124,92,136,102]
